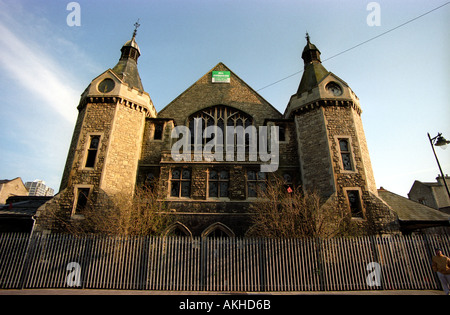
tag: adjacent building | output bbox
[0,177,28,204]
[408,175,450,214]
[25,180,54,197]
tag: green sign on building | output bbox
[212,71,230,83]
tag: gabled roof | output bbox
[0,177,22,185]
[157,62,282,125]
[378,188,450,222]
[411,178,449,188]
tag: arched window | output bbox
[188,105,253,149]
[164,222,193,238]
[201,222,235,238]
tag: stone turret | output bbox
[285,35,398,233]
[36,27,156,232]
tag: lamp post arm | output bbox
[428,133,450,200]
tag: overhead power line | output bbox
[256,1,450,92]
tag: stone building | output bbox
[35,32,399,236]
[408,175,450,214]
[0,177,29,205]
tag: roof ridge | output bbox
[378,188,450,221]
[158,62,281,117]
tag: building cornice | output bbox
[77,96,152,117]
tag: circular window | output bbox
[325,82,343,96]
[97,78,115,93]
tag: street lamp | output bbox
[427,132,450,200]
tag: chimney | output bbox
[436,174,450,186]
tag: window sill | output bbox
[167,197,192,201]
[207,197,231,201]
[70,214,85,220]
[81,167,96,171]
[340,169,358,174]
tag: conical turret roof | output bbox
[297,34,329,95]
[111,27,144,91]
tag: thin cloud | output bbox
[0,21,79,123]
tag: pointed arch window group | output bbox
[165,222,235,238]
[188,105,253,151]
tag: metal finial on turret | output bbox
[305,32,310,43]
[132,19,140,38]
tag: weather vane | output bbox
[133,19,141,38]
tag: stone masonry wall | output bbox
[295,108,335,196]
[140,119,174,165]
[59,106,87,192]
[35,101,117,230]
[101,101,146,197]
[351,108,377,195]
[134,63,301,236]
[295,103,398,233]
[63,101,117,203]
[324,105,370,193]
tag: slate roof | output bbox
[157,62,282,125]
[297,62,329,95]
[0,196,52,218]
[111,36,144,91]
[297,36,330,95]
[378,189,450,222]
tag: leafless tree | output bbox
[246,175,350,238]
[40,184,173,236]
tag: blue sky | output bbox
[0,0,448,197]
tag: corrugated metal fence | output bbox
[0,233,448,291]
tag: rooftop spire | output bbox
[296,35,328,95]
[118,21,141,62]
[132,19,140,39]
[301,33,321,66]
[111,20,144,91]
